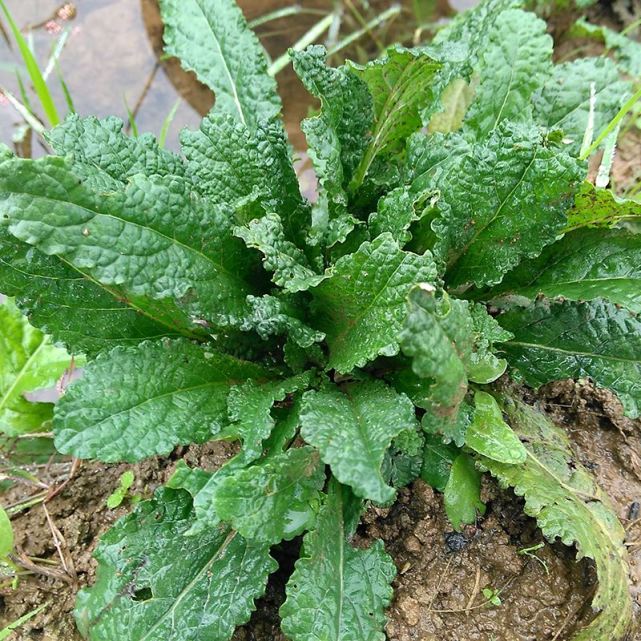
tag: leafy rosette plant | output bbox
[0,0,639,639]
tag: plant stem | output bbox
[580,84,641,160]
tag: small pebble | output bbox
[444,531,468,552]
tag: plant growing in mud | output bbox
[0,0,640,639]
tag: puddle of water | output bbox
[0,0,478,155]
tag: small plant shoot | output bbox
[0,0,639,639]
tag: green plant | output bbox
[0,297,76,461]
[105,470,137,509]
[0,0,639,640]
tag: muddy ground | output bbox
[1,381,640,641]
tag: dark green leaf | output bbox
[312,233,438,373]
[465,9,553,136]
[499,299,641,418]
[349,46,441,191]
[443,453,485,531]
[160,0,281,127]
[300,380,417,503]
[227,371,314,462]
[421,434,460,492]
[534,58,629,156]
[235,213,324,293]
[75,488,276,641]
[212,446,324,544]
[433,121,584,288]
[54,339,271,462]
[0,228,182,356]
[486,228,641,313]
[0,155,255,331]
[280,479,396,641]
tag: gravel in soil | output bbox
[1,381,640,640]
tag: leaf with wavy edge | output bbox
[476,395,633,641]
[311,233,438,373]
[212,446,324,544]
[300,379,417,503]
[498,299,641,418]
[484,228,641,314]
[159,0,280,127]
[75,487,276,641]
[54,338,271,462]
[280,479,396,641]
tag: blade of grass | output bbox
[56,63,75,113]
[14,70,33,112]
[159,98,181,147]
[596,123,620,189]
[0,86,46,135]
[0,0,59,127]
[268,12,335,76]
[580,84,641,160]
[0,603,49,640]
[43,26,71,80]
[123,96,139,138]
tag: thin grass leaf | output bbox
[0,0,59,127]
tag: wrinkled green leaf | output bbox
[477,395,633,640]
[465,391,526,464]
[486,228,641,313]
[0,228,183,356]
[312,233,438,373]
[432,121,584,288]
[181,113,308,246]
[226,371,314,462]
[160,0,281,127]
[400,287,471,417]
[47,115,186,181]
[383,426,425,489]
[444,453,485,531]
[349,46,441,190]
[422,397,474,448]
[280,479,395,641]
[243,294,325,349]
[235,213,324,293]
[534,58,629,155]
[421,434,460,491]
[54,339,270,462]
[213,446,324,544]
[75,488,277,641]
[498,299,641,418]
[0,155,255,331]
[467,304,513,383]
[0,298,73,436]
[292,46,372,230]
[465,9,553,136]
[368,187,436,245]
[300,380,417,503]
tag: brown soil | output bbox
[2,381,640,641]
